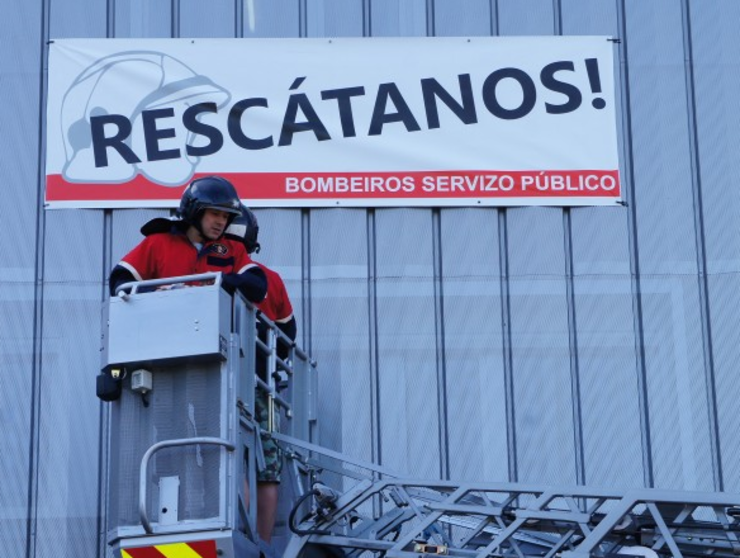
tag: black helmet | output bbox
[177,176,242,230]
[225,204,261,254]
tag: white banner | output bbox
[45,37,621,208]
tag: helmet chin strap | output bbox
[193,211,207,238]
[185,211,209,244]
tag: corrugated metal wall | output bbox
[3,0,739,556]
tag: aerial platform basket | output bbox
[103,272,231,369]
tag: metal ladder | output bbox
[275,430,740,558]
[280,460,740,558]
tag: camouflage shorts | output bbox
[255,392,281,483]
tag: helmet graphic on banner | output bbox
[60,51,230,185]
[178,175,242,233]
[225,204,261,254]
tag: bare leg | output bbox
[257,482,279,543]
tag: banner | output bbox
[45,37,621,208]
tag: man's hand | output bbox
[155,283,190,291]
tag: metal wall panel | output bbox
[690,0,740,493]
[0,290,34,552]
[33,212,106,558]
[375,209,440,478]
[243,0,301,38]
[691,0,740,276]
[498,0,554,35]
[115,0,172,38]
[571,208,631,276]
[49,0,107,38]
[308,209,372,465]
[306,0,364,37]
[434,0,492,36]
[624,0,717,490]
[562,0,618,36]
[709,274,740,492]
[440,208,508,482]
[0,0,43,554]
[180,0,235,38]
[34,290,103,558]
[574,281,644,488]
[570,206,644,488]
[642,276,714,491]
[44,211,105,283]
[627,0,697,274]
[507,208,574,484]
[369,0,427,37]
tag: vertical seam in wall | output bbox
[553,0,562,34]
[367,209,383,522]
[235,0,244,38]
[107,0,116,36]
[299,0,307,38]
[97,211,113,558]
[301,209,312,355]
[498,209,517,483]
[172,0,180,37]
[426,0,435,37]
[617,0,654,488]
[363,0,371,37]
[97,9,117,557]
[367,210,382,472]
[554,0,586,488]
[489,0,498,36]
[680,0,722,492]
[432,210,450,480]
[564,210,586,486]
[425,0,445,480]
[97,9,116,558]
[27,1,50,556]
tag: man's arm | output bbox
[275,315,297,361]
[222,265,268,303]
[109,265,138,296]
[270,271,297,359]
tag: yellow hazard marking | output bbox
[121,551,133,558]
[155,542,204,558]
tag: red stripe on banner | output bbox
[186,540,218,558]
[45,170,620,205]
[46,174,188,202]
[122,546,167,558]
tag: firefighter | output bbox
[109,175,266,303]
[226,205,297,544]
